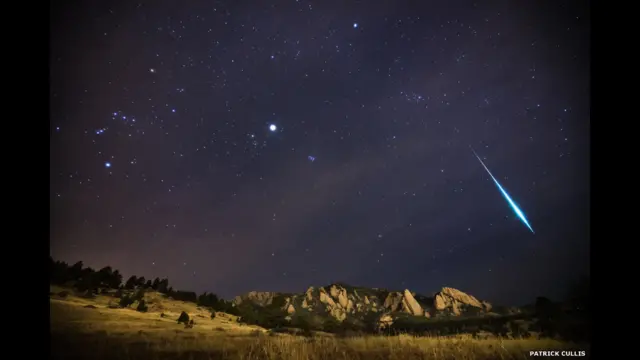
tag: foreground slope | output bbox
[50,285,589,360]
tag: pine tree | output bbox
[125,276,138,289]
[158,279,169,293]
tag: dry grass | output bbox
[50,287,589,360]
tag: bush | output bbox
[136,300,148,312]
[119,295,134,308]
[322,317,341,333]
[211,312,216,319]
[177,311,190,324]
[133,289,146,302]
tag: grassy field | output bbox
[50,287,589,360]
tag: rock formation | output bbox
[433,287,492,314]
[402,289,424,316]
[234,284,492,325]
[233,291,278,307]
[377,313,394,330]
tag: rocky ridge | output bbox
[233,284,495,329]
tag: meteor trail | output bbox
[470,146,535,234]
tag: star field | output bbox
[50,0,590,305]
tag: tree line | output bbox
[50,257,171,293]
[49,257,237,311]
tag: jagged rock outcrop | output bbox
[381,290,427,316]
[276,284,387,322]
[235,284,493,325]
[384,292,404,312]
[402,289,424,316]
[285,302,295,314]
[433,287,491,315]
[233,291,278,307]
[378,313,394,330]
[482,301,492,312]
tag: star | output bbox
[50,0,589,313]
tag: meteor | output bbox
[470,146,534,234]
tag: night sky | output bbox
[50,0,590,306]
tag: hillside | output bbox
[50,285,265,335]
[49,285,589,360]
[49,257,590,358]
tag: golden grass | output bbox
[50,287,589,360]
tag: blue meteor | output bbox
[471,147,534,234]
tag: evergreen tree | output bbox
[136,300,148,312]
[158,279,169,293]
[70,261,84,280]
[110,270,123,289]
[97,266,113,287]
[133,288,146,301]
[125,276,138,289]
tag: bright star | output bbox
[105,162,111,168]
[269,124,277,131]
[353,23,358,28]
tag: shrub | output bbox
[177,311,190,324]
[119,295,134,308]
[133,289,146,302]
[136,300,148,312]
